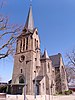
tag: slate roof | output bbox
[24,5,34,31]
[50,53,61,67]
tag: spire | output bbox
[25,4,34,31]
[43,49,49,59]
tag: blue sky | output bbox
[0,0,75,82]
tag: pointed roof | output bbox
[43,49,49,59]
[24,5,34,31]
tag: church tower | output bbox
[11,3,68,96]
[12,5,41,95]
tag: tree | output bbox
[65,66,75,83]
[66,49,75,67]
[66,49,75,84]
[0,1,22,59]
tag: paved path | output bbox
[0,97,6,100]
[0,95,75,100]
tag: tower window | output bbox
[35,39,36,49]
[21,69,22,73]
[48,63,50,72]
[23,38,25,51]
[20,40,22,52]
[26,37,28,50]
[43,83,44,89]
[37,40,38,48]
[35,58,37,61]
[36,31,38,35]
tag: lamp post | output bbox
[34,71,36,99]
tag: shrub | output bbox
[64,90,72,95]
[0,85,7,93]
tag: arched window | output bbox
[19,76,24,83]
[23,38,25,51]
[43,83,44,89]
[37,40,38,48]
[26,37,28,50]
[48,63,50,72]
[35,39,36,49]
[20,40,22,52]
[62,66,65,73]
[21,69,22,73]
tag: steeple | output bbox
[24,4,34,31]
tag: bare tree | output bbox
[66,49,75,67]
[66,49,75,84]
[0,1,22,59]
[65,66,75,83]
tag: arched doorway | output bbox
[18,76,25,94]
[19,76,25,83]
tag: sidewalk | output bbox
[5,94,75,100]
[0,94,75,100]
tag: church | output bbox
[11,5,68,95]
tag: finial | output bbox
[30,0,32,6]
[44,49,49,59]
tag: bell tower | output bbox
[12,5,41,95]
